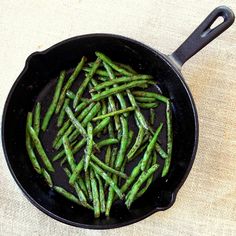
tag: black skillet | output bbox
[2,6,234,229]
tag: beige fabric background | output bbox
[0,0,236,235]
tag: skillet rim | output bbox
[1,33,199,229]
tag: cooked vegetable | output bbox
[84,122,93,171]
[162,100,173,177]
[73,58,101,108]
[141,123,163,171]
[90,168,100,218]
[34,102,41,135]
[125,164,159,208]
[89,81,148,102]
[90,75,153,92]
[25,112,42,174]
[26,52,173,218]
[42,168,53,187]
[56,57,86,113]
[42,70,65,131]
[28,125,54,172]
[92,107,135,121]
[57,98,70,127]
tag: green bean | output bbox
[136,151,157,199]
[121,159,142,194]
[132,91,169,103]
[107,95,120,131]
[42,70,66,131]
[65,106,87,138]
[95,51,133,76]
[54,103,95,149]
[128,139,149,162]
[54,124,75,150]
[65,102,100,145]
[127,130,134,149]
[34,102,41,135]
[26,112,41,174]
[115,116,129,169]
[90,168,100,218]
[141,123,163,171]
[77,102,96,122]
[66,90,75,100]
[115,62,138,74]
[105,116,128,215]
[109,147,118,169]
[56,57,86,113]
[86,63,121,76]
[64,168,93,210]
[90,162,124,199]
[52,118,110,162]
[90,75,153,92]
[97,138,119,149]
[103,62,128,117]
[42,169,53,187]
[125,164,159,208]
[155,140,168,159]
[108,121,115,138]
[134,113,141,128]
[105,175,117,216]
[53,139,78,162]
[69,158,84,185]
[78,179,89,199]
[101,100,107,135]
[75,100,89,113]
[104,145,111,167]
[162,100,173,177]
[92,107,135,121]
[127,126,145,161]
[88,62,103,68]
[97,77,108,82]
[101,100,107,115]
[28,125,54,172]
[137,102,159,109]
[54,99,90,146]
[127,89,149,130]
[52,119,71,148]
[94,172,106,213]
[60,156,67,166]
[95,110,102,138]
[57,98,70,127]
[91,154,127,179]
[134,97,156,103]
[90,78,99,88]
[62,135,76,171]
[85,170,93,202]
[119,155,128,186]
[81,102,101,127]
[90,80,148,102]
[145,147,154,171]
[150,108,155,126]
[93,117,111,134]
[54,186,80,205]
[84,122,93,171]
[73,58,101,108]
[83,68,110,77]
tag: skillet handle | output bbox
[169,6,234,69]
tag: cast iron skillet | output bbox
[2,6,234,229]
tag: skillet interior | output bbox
[2,34,198,229]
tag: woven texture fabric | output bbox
[0,0,236,235]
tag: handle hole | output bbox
[210,16,224,29]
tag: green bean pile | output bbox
[25,52,173,218]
